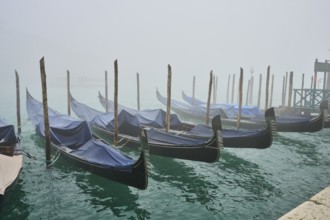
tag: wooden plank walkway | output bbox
[278,186,330,220]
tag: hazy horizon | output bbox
[1,0,330,111]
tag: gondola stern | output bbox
[211,115,223,152]
[134,128,149,190]
[265,107,277,136]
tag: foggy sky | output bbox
[1,0,330,107]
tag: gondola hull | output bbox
[48,142,148,190]
[91,125,221,163]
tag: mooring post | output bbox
[237,68,243,129]
[245,79,250,106]
[284,72,288,107]
[270,74,274,107]
[206,71,213,125]
[15,70,21,134]
[226,74,230,103]
[39,57,51,165]
[288,71,293,108]
[265,66,270,111]
[249,68,254,105]
[165,65,172,133]
[67,70,71,116]
[301,73,305,108]
[114,60,118,145]
[282,76,285,108]
[105,70,109,112]
[192,75,196,105]
[136,72,140,111]
[231,74,235,103]
[257,74,262,108]
[213,74,218,104]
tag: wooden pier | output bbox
[290,59,330,114]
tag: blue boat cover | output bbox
[156,90,231,119]
[147,128,206,145]
[72,95,182,137]
[71,95,217,146]
[36,115,93,149]
[26,90,135,170]
[181,91,264,119]
[0,118,18,145]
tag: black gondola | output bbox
[71,94,221,163]
[26,90,148,190]
[158,90,325,132]
[0,118,22,211]
[74,93,275,150]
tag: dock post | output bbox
[270,74,274,107]
[249,67,254,105]
[67,70,71,116]
[265,66,270,111]
[114,60,118,145]
[15,70,21,134]
[136,72,140,111]
[237,68,243,129]
[213,74,218,104]
[192,76,195,105]
[206,71,213,125]
[39,57,51,165]
[105,70,109,112]
[288,71,293,108]
[231,74,235,103]
[300,73,305,109]
[257,74,262,108]
[245,79,250,106]
[166,65,172,133]
[226,74,230,103]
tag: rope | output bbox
[47,147,61,167]
[114,137,131,148]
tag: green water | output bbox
[1,83,329,220]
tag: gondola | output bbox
[26,90,148,190]
[158,90,325,132]
[79,93,275,149]
[71,94,222,163]
[0,118,23,211]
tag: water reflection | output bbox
[149,155,219,205]
[218,151,282,202]
[0,178,29,220]
[31,133,149,219]
[74,173,149,219]
[276,133,321,166]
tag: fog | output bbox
[1,0,330,109]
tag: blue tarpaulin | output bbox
[0,118,17,145]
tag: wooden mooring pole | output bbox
[136,72,140,111]
[282,76,285,108]
[265,66,270,111]
[114,60,118,145]
[245,79,250,106]
[249,68,254,105]
[192,76,195,105]
[15,70,21,134]
[39,57,51,165]
[257,74,262,108]
[105,70,109,112]
[231,74,235,103]
[300,73,305,108]
[226,74,230,103]
[237,68,243,129]
[166,65,172,133]
[67,70,71,116]
[213,75,218,104]
[270,74,274,107]
[288,71,293,108]
[206,71,213,125]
